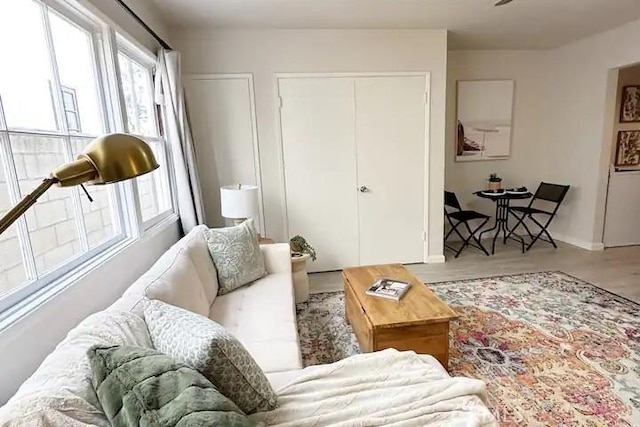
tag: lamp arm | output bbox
[0,178,58,235]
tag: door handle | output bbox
[359,186,370,193]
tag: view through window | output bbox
[0,0,173,310]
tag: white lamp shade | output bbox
[220,185,259,220]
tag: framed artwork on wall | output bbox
[456,80,514,162]
[620,85,640,123]
[615,130,640,167]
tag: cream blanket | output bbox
[250,349,497,427]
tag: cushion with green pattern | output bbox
[205,219,267,295]
[88,345,255,427]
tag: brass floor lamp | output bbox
[0,133,159,235]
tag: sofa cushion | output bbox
[209,273,302,373]
[179,225,220,304]
[123,226,219,316]
[205,219,267,295]
[143,300,278,414]
[124,249,210,317]
[88,345,253,427]
[0,311,152,427]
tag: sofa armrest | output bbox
[261,243,292,275]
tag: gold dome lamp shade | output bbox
[0,133,159,235]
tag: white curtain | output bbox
[155,49,205,233]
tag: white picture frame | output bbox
[456,80,514,162]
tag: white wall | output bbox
[546,18,640,249]
[172,29,448,260]
[0,0,178,404]
[446,51,551,217]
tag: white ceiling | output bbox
[151,0,640,50]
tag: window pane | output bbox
[65,111,80,132]
[72,138,120,248]
[49,11,103,135]
[0,0,57,131]
[137,140,171,222]
[62,90,76,110]
[0,136,27,294]
[118,53,157,137]
[10,134,83,274]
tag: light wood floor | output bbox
[309,242,640,303]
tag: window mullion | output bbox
[106,31,141,239]
[40,4,67,136]
[41,4,90,253]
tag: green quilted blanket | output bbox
[88,345,255,427]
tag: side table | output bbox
[291,253,311,303]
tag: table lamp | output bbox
[0,133,159,235]
[220,184,259,226]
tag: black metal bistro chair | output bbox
[506,182,570,251]
[444,191,491,258]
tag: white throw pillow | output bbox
[142,299,278,414]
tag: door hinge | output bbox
[278,95,283,109]
[422,231,427,241]
[424,92,429,105]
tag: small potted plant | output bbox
[487,173,503,191]
[289,235,316,304]
[290,235,317,261]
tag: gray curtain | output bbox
[155,49,205,233]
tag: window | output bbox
[61,87,81,132]
[117,48,172,226]
[0,0,175,312]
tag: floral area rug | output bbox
[295,272,640,426]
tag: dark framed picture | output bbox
[615,131,640,167]
[620,85,640,123]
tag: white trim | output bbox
[274,77,290,241]
[422,74,431,264]
[276,72,432,79]
[427,255,446,264]
[553,233,605,251]
[275,71,431,263]
[184,73,267,234]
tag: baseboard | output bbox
[553,233,605,251]
[427,255,446,264]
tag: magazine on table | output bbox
[365,278,411,301]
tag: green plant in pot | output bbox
[488,173,503,191]
[290,235,317,261]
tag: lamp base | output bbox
[232,218,247,226]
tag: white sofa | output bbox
[112,225,303,375]
[0,225,495,426]
[0,225,303,425]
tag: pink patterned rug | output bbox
[295,272,640,426]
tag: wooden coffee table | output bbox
[343,264,458,368]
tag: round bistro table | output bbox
[475,190,533,254]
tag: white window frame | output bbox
[0,0,176,316]
[115,38,176,231]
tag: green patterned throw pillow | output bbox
[88,345,254,427]
[205,219,267,295]
[143,299,278,415]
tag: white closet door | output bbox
[355,76,426,265]
[280,77,359,272]
[184,76,263,232]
